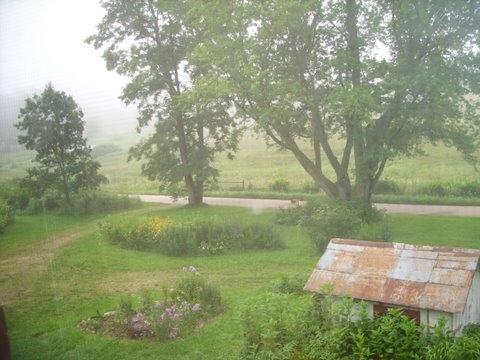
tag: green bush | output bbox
[374,179,402,194]
[65,192,141,215]
[25,190,63,214]
[454,182,480,197]
[0,199,14,234]
[241,293,480,360]
[274,197,326,226]
[0,184,30,211]
[269,179,290,192]
[274,205,305,226]
[241,293,316,359]
[300,200,362,253]
[100,217,283,256]
[301,182,320,194]
[25,191,140,215]
[416,181,480,198]
[417,182,451,197]
[276,198,384,252]
[170,274,223,315]
[358,213,393,241]
[269,273,308,295]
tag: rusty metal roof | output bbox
[304,239,480,313]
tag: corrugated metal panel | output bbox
[305,239,480,313]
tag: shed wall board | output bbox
[343,298,454,331]
[453,270,480,334]
[423,310,453,331]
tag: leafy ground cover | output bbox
[1,205,480,359]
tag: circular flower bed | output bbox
[99,216,283,256]
[79,269,223,341]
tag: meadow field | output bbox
[0,134,479,196]
[1,204,480,359]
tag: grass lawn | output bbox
[0,214,96,258]
[1,205,480,359]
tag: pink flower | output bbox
[192,303,201,312]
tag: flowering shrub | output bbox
[100,217,283,256]
[79,271,223,342]
[146,217,173,236]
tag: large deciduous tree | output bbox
[193,0,480,203]
[16,84,107,205]
[87,0,239,205]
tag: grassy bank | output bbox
[1,135,479,196]
[2,205,480,359]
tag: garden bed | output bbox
[79,268,223,342]
[99,216,283,256]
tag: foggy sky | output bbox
[0,0,139,144]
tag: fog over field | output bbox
[0,0,139,152]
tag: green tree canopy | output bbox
[192,0,480,202]
[16,83,107,205]
[87,0,240,205]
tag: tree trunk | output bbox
[62,174,72,207]
[175,114,204,206]
[353,180,373,205]
[184,176,203,206]
[337,179,352,201]
[191,182,204,206]
[345,0,374,206]
[185,179,204,206]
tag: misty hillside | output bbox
[0,88,141,153]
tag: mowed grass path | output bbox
[1,206,480,359]
[1,135,478,194]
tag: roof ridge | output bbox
[331,238,480,256]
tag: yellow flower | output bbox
[146,217,172,236]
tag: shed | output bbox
[304,238,480,334]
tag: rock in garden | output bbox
[127,312,153,338]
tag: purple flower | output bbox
[192,303,201,312]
